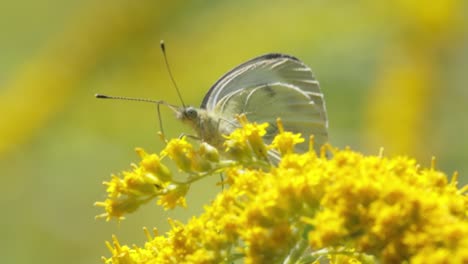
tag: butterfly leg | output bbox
[154,103,174,145]
[178,133,201,141]
[219,173,225,191]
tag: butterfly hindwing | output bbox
[213,83,327,153]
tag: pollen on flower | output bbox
[97,120,468,264]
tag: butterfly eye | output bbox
[185,107,198,119]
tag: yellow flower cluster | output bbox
[97,119,468,263]
[95,147,187,221]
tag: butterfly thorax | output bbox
[176,106,230,149]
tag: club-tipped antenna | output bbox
[95,93,175,137]
[95,94,163,104]
[160,40,186,108]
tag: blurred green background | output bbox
[1,0,467,263]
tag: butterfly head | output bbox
[174,106,223,145]
[179,106,198,121]
[174,106,207,128]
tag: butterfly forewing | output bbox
[201,53,328,154]
[202,54,323,109]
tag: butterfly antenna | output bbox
[95,94,162,104]
[95,94,172,137]
[160,40,186,108]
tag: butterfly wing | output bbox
[202,53,328,153]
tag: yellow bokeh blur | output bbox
[0,0,466,263]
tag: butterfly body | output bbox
[175,53,328,156]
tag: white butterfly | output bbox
[97,52,328,160]
[174,53,328,157]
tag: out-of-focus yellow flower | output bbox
[97,119,468,263]
[0,1,176,157]
[365,0,463,157]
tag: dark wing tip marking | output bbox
[260,53,300,62]
[201,53,302,109]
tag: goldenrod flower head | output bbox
[162,137,195,172]
[199,142,220,163]
[136,148,172,182]
[162,137,221,173]
[157,183,189,210]
[97,120,468,263]
[271,118,305,155]
[223,114,269,162]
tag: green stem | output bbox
[283,237,309,264]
